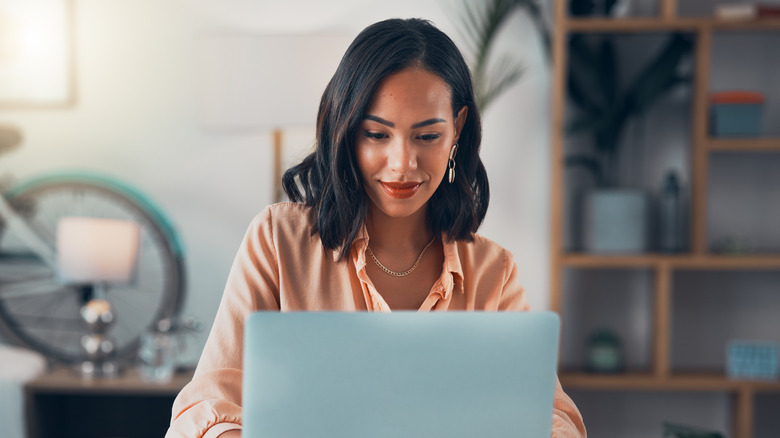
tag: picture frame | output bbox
[0,0,75,107]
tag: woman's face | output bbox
[356,67,467,221]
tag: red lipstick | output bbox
[380,181,422,199]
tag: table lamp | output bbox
[56,217,140,378]
[198,33,352,202]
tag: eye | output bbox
[363,131,388,140]
[417,134,441,142]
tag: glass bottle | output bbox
[659,170,683,253]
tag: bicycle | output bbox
[0,124,186,365]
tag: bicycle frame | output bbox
[0,191,57,268]
[0,171,185,300]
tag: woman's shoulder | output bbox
[454,232,513,263]
[250,201,312,220]
[249,202,315,236]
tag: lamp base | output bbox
[78,296,120,379]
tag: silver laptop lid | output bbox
[243,311,559,438]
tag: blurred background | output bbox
[1,1,551,437]
[0,0,550,353]
[1,0,780,437]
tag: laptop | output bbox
[242,311,560,438]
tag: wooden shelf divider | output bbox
[660,0,677,20]
[692,26,712,256]
[734,388,755,438]
[654,263,672,379]
[549,0,568,316]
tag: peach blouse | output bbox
[166,203,586,438]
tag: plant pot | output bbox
[583,189,649,254]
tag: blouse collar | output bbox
[334,225,465,297]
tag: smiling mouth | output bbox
[380,181,422,199]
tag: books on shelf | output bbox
[710,91,765,137]
[715,3,780,19]
[710,91,765,105]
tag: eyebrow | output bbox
[412,118,446,128]
[364,115,446,129]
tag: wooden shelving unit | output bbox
[550,1,780,437]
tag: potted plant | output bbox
[565,32,693,253]
[454,0,550,113]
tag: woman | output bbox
[167,18,586,438]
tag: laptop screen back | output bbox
[242,311,560,438]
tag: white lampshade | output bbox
[56,217,140,284]
[197,34,353,130]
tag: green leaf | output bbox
[568,34,609,113]
[479,55,524,110]
[625,34,693,115]
[598,37,618,105]
[453,0,549,112]
[567,113,602,136]
[520,0,552,62]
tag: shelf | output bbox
[707,138,780,152]
[561,253,685,268]
[560,372,780,392]
[565,17,780,33]
[566,18,705,32]
[710,19,780,31]
[675,255,780,269]
[25,366,194,396]
[561,253,780,270]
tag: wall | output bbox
[0,0,552,360]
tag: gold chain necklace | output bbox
[367,236,436,277]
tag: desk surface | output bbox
[25,366,194,396]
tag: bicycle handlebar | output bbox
[0,124,22,154]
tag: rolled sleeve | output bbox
[498,251,586,437]
[167,208,281,437]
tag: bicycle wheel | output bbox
[0,172,185,364]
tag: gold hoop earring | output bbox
[448,144,458,184]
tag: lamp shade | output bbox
[56,217,140,284]
[198,34,352,130]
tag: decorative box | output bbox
[710,91,764,137]
[727,340,779,381]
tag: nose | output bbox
[387,138,417,174]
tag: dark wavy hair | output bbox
[282,18,489,260]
